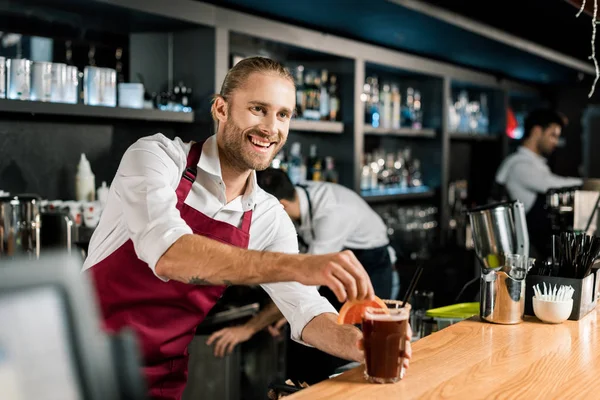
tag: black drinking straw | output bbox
[401,264,425,308]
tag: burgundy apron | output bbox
[88,141,252,400]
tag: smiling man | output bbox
[83,57,411,400]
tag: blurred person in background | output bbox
[495,108,583,259]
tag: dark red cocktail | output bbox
[362,302,410,383]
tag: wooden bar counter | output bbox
[288,308,600,399]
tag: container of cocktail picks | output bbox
[525,232,600,321]
[532,283,575,324]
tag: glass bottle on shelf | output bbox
[457,90,470,133]
[391,84,401,129]
[361,154,372,191]
[307,144,322,181]
[288,142,305,185]
[271,151,288,172]
[319,69,330,120]
[411,159,423,187]
[381,83,392,129]
[369,153,379,190]
[478,93,489,134]
[395,150,408,189]
[303,71,321,120]
[295,65,305,117]
[402,87,415,128]
[322,156,339,184]
[329,74,340,121]
[413,90,423,130]
[115,47,124,83]
[403,148,413,187]
[468,99,479,132]
[371,77,380,128]
[384,153,398,187]
[363,77,373,125]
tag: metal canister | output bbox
[51,62,67,103]
[84,66,102,106]
[30,61,53,102]
[7,58,31,100]
[0,194,41,259]
[480,270,526,324]
[101,67,117,107]
[63,65,79,104]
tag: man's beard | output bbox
[219,119,284,173]
[537,142,552,157]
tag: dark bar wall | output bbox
[0,119,212,200]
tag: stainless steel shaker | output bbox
[467,200,531,324]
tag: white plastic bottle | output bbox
[97,181,109,207]
[75,153,95,202]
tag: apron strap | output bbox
[176,141,204,204]
[296,184,315,240]
[240,210,253,233]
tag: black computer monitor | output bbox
[0,252,134,400]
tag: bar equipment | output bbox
[467,200,532,324]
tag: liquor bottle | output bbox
[361,154,372,191]
[322,156,339,184]
[411,159,423,187]
[478,93,489,134]
[288,143,305,185]
[413,90,423,130]
[319,69,330,120]
[329,74,340,121]
[307,144,322,181]
[391,84,401,129]
[370,77,380,128]
[271,151,285,171]
[402,87,415,127]
[295,65,305,117]
[381,83,392,129]
[403,148,413,187]
[303,72,320,120]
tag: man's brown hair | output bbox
[211,57,295,121]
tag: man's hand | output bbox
[267,317,288,339]
[358,323,413,374]
[294,250,375,303]
[206,325,255,358]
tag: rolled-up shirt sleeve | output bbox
[511,162,583,194]
[259,207,337,345]
[113,134,193,279]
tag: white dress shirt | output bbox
[296,181,389,254]
[495,147,583,212]
[83,133,336,343]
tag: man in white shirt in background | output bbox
[83,57,411,399]
[495,108,583,259]
[207,167,395,384]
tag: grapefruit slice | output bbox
[336,296,389,325]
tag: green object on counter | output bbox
[425,302,480,319]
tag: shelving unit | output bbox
[0,99,195,123]
[364,127,436,138]
[98,0,546,241]
[361,186,435,204]
[4,0,555,238]
[449,132,500,141]
[289,119,344,133]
